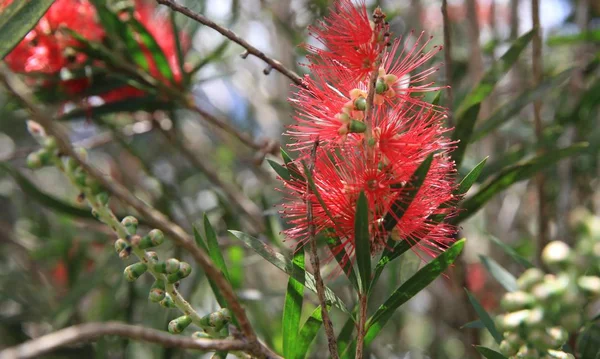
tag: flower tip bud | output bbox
[168,315,192,334]
[353,96,367,111]
[179,262,192,278]
[149,280,166,302]
[160,294,177,308]
[26,121,45,137]
[124,262,148,282]
[348,119,366,134]
[26,152,43,169]
[542,241,572,268]
[148,229,165,246]
[114,238,128,253]
[165,258,181,274]
[43,137,57,152]
[121,216,138,235]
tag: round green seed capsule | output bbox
[375,78,388,94]
[124,262,148,282]
[348,119,366,133]
[168,315,192,334]
[353,96,367,111]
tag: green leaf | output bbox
[475,146,526,184]
[267,160,291,181]
[471,69,573,143]
[479,255,517,292]
[455,143,589,223]
[293,306,324,359]
[229,231,350,315]
[169,11,186,84]
[466,288,503,344]
[456,29,535,117]
[325,234,359,291]
[576,323,600,359]
[204,214,231,282]
[283,244,305,359]
[462,320,484,329]
[476,346,509,359]
[485,235,533,268]
[193,227,227,308]
[355,191,371,293]
[364,239,465,346]
[0,0,55,59]
[337,315,356,357]
[128,17,174,83]
[452,103,482,167]
[382,154,433,232]
[457,157,488,196]
[547,29,600,46]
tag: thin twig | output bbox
[531,0,548,266]
[441,0,454,127]
[0,68,275,359]
[306,139,339,359]
[152,115,265,232]
[0,321,250,359]
[155,0,304,87]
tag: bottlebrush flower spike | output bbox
[279,0,459,267]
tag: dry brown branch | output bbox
[0,321,250,359]
[156,0,304,87]
[0,68,275,359]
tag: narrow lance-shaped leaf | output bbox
[282,243,305,359]
[355,191,371,292]
[268,160,291,181]
[364,239,466,346]
[229,231,351,315]
[479,254,518,292]
[456,29,535,117]
[193,227,227,309]
[456,157,488,196]
[466,288,503,344]
[0,0,55,59]
[476,346,509,359]
[451,103,482,168]
[293,306,326,359]
[486,235,533,268]
[128,17,175,83]
[204,214,231,282]
[337,315,356,358]
[455,143,589,223]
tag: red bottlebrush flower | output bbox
[3,0,103,80]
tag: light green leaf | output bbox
[479,255,518,292]
[466,289,503,344]
[457,157,488,196]
[283,244,305,359]
[293,306,325,359]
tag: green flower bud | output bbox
[546,327,568,348]
[118,247,131,259]
[517,268,545,291]
[114,238,128,253]
[149,280,166,302]
[528,329,554,351]
[546,349,575,359]
[96,192,109,206]
[577,276,600,296]
[124,262,148,282]
[501,310,531,330]
[179,262,192,279]
[375,78,388,94]
[168,315,192,334]
[121,216,138,235]
[138,229,165,249]
[542,241,572,269]
[165,258,181,274]
[348,119,367,133]
[43,137,57,152]
[525,307,545,328]
[501,291,536,311]
[515,345,539,359]
[26,152,43,169]
[146,251,159,263]
[66,156,79,172]
[499,339,519,357]
[160,295,177,308]
[353,96,367,111]
[167,271,184,284]
[532,274,569,302]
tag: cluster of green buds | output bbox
[496,238,600,358]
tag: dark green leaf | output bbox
[479,255,518,292]
[475,146,526,183]
[476,346,509,359]
[204,214,231,282]
[471,69,573,143]
[0,0,55,59]
[462,320,484,329]
[576,323,600,359]
[456,29,535,117]
[59,97,172,121]
[466,289,503,344]
[128,17,174,83]
[293,306,324,359]
[457,157,488,196]
[283,244,305,359]
[229,231,350,314]
[325,234,359,291]
[193,227,227,308]
[364,239,465,345]
[455,143,589,223]
[170,11,186,84]
[486,235,533,268]
[452,103,482,168]
[267,160,291,181]
[337,315,356,357]
[354,191,371,293]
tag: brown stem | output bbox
[355,293,368,359]
[0,68,275,359]
[306,140,339,359]
[441,0,454,127]
[531,0,549,266]
[155,0,304,87]
[0,321,252,359]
